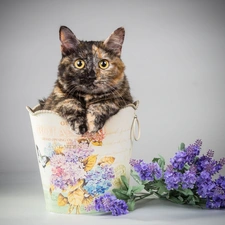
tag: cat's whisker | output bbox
[65,85,76,98]
[103,83,127,107]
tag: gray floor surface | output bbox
[0,172,224,225]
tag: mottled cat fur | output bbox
[40,26,133,134]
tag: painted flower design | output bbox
[82,129,105,146]
[41,137,117,214]
[84,165,115,196]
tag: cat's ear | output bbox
[103,27,125,56]
[59,26,80,55]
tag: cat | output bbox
[40,26,133,135]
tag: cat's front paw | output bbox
[68,118,87,135]
[86,110,105,133]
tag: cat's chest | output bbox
[83,94,105,107]
[84,94,93,102]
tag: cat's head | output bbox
[58,26,126,95]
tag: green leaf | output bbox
[112,189,130,200]
[178,196,184,202]
[153,180,168,195]
[184,164,190,170]
[130,170,142,184]
[120,175,129,190]
[167,196,183,204]
[143,182,153,192]
[131,184,145,193]
[113,188,129,195]
[127,199,136,211]
[199,197,207,206]
[193,195,200,203]
[152,155,165,170]
[186,196,196,205]
[179,143,185,150]
[152,157,160,163]
[127,186,132,196]
[158,155,165,170]
[177,188,194,196]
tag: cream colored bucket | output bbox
[26,101,140,214]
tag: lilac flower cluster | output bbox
[195,151,223,176]
[170,140,202,170]
[164,165,182,190]
[197,174,225,208]
[206,176,225,208]
[164,140,201,190]
[163,140,225,208]
[195,150,225,208]
[64,142,94,163]
[181,166,197,189]
[83,165,115,196]
[50,141,94,190]
[50,154,86,189]
[130,159,162,181]
[164,165,197,190]
[95,193,128,216]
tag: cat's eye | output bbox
[74,59,85,69]
[99,59,109,69]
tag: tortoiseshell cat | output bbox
[40,26,133,135]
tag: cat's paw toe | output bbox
[88,122,104,133]
[68,120,82,135]
[79,124,88,135]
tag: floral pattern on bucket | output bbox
[36,129,118,214]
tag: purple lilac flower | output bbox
[205,176,225,209]
[219,158,225,166]
[207,149,214,158]
[169,140,202,170]
[170,151,188,170]
[130,159,162,181]
[95,193,128,216]
[165,140,225,209]
[195,168,225,205]
[216,176,225,189]
[164,165,182,190]
[196,152,223,176]
[206,197,222,209]
[83,165,115,196]
[196,170,215,198]
[185,142,201,163]
[206,186,225,208]
[170,140,201,170]
[197,182,215,199]
[181,166,197,189]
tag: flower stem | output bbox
[134,193,153,202]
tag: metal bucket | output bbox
[26,101,140,214]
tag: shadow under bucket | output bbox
[26,101,140,214]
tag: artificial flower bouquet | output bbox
[94,140,225,216]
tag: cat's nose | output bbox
[87,70,96,79]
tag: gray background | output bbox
[1,0,225,173]
[0,0,225,224]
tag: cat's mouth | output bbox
[77,81,110,94]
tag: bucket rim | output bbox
[26,100,139,116]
